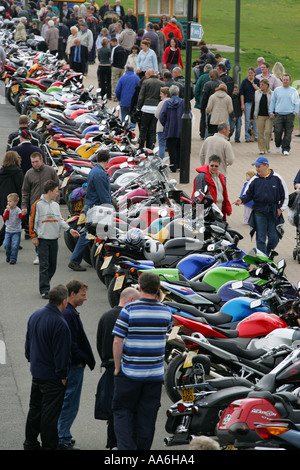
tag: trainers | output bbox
[41,293,49,299]
[283,150,289,155]
[276,147,281,153]
[33,256,39,265]
[10,260,16,265]
[68,262,86,272]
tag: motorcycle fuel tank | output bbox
[177,253,216,279]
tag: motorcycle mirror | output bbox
[115,105,120,111]
[80,138,86,144]
[255,267,263,276]
[231,281,243,289]
[207,244,215,251]
[96,88,101,95]
[194,191,200,197]
[250,298,262,309]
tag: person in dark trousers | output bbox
[69,37,89,74]
[57,280,96,450]
[233,156,289,256]
[95,287,140,450]
[112,272,172,450]
[68,150,112,272]
[159,84,186,172]
[29,180,80,298]
[23,284,71,450]
[137,68,163,150]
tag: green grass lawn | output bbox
[100,0,300,86]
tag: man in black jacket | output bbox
[11,129,44,175]
[96,287,140,450]
[110,37,127,100]
[57,280,96,450]
[24,285,71,450]
[137,69,163,149]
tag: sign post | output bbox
[179,3,204,185]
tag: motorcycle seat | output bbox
[185,280,216,293]
[207,376,253,390]
[209,338,267,360]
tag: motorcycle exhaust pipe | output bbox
[164,437,190,447]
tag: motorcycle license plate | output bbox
[31,111,37,120]
[114,275,125,291]
[225,445,237,451]
[180,387,194,403]
[5,76,9,84]
[12,84,19,93]
[183,350,199,368]
[101,256,112,270]
[95,242,104,257]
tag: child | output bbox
[229,84,242,143]
[239,170,256,224]
[3,193,26,264]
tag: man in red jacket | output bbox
[192,154,232,220]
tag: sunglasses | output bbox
[209,164,219,168]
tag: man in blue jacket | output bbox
[68,149,112,271]
[115,65,140,127]
[57,280,95,449]
[24,284,71,450]
[233,156,288,256]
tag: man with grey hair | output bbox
[199,122,235,176]
[115,64,140,125]
[159,85,185,172]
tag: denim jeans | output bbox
[254,212,279,256]
[70,229,90,264]
[57,365,84,445]
[229,116,242,142]
[157,131,167,159]
[244,102,257,140]
[38,238,58,295]
[4,231,21,262]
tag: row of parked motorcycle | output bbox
[2,25,300,450]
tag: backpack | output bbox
[86,16,98,40]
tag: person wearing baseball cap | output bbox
[233,155,288,256]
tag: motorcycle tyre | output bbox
[14,93,23,114]
[165,354,188,403]
[7,86,17,106]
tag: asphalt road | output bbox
[0,82,185,453]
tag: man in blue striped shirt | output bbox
[112,272,172,450]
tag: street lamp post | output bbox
[233,0,241,87]
[179,0,193,184]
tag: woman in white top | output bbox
[65,26,78,60]
[125,45,140,74]
[136,39,158,77]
